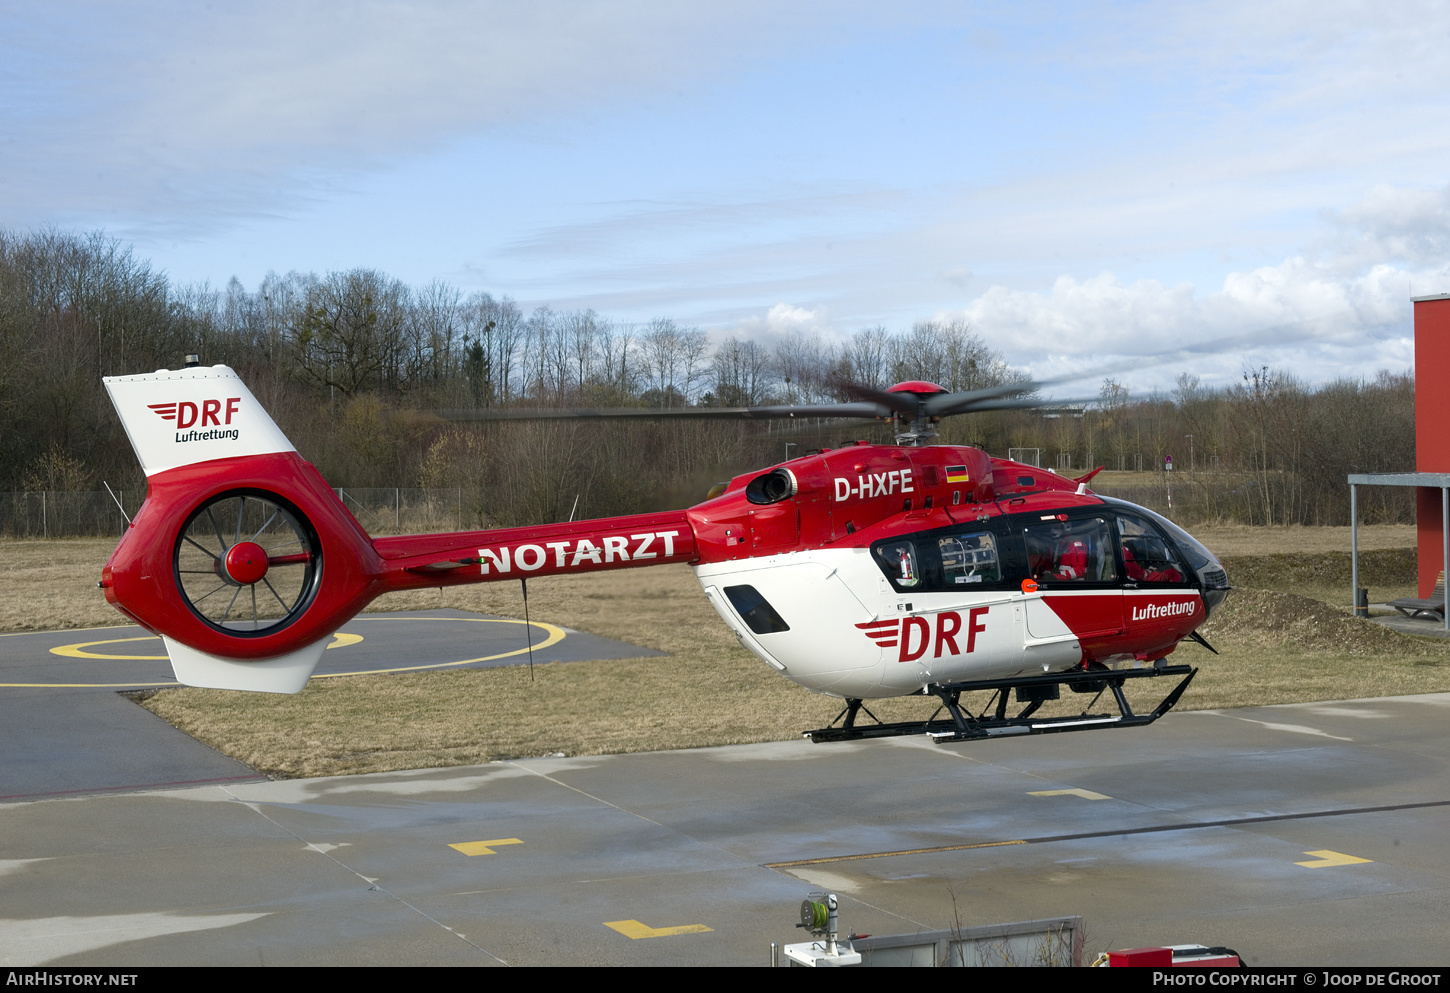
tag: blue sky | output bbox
[5,1,1449,392]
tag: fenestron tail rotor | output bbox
[173,491,322,635]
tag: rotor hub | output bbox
[222,541,269,586]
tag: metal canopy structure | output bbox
[1347,472,1450,631]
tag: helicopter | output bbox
[98,359,1229,744]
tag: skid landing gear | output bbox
[806,662,1197,744]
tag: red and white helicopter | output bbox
[99,359,1228,744]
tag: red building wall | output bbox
[1415,295,1450,596]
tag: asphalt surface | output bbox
[0,609,660,802]
[1371,604,1450,639]
[2,692,1449,967]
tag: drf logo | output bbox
[150,398,241,429]
[856,607,989,662]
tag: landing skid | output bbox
[806,662,1197,744]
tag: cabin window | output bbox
[873,540,921,588]
[938,532,1000,584]
[723,585,791,634]
[1023,518,1117,584]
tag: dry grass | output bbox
[7,526,1450,778]
[0,538,131,631]
[1189,523,1418,558]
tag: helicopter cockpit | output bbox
[868,499,1225,617]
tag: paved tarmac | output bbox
[0,609,660,802]
[2,693,1449,967]
[1371,604,1450,639]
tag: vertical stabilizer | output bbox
[104,365,294,476]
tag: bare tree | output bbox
[838,325,892,390]
[565,309,599,395]
[640,317,684,406]
[679,326,709,404]
[413,280,463,391]
[774,330,834,403]
[290,269,410,399]
[594,320,637,400]
[710,336,773,405]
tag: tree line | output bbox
[0,229,1416,527]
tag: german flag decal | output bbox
[945,465,970,483]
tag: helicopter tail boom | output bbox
[376,511,696,587]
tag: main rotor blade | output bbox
[437,401,895,422]
[827,379,922,415]
[942,395,1097,414]
[922,380,1043,418]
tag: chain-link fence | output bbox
[331,487,501,535]
[1,491,141,538]
[0,487,505,538]
[3,473,1415,538]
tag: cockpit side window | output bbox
[1116,512,1187,585]
[1023,518,1118,584]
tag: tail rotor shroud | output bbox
[174,491,321,636]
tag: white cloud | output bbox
[763,303,826,333]
[1323,184,1450,271]
[712,301,832,351]
[940,183,1450,389]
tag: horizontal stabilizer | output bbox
[404,560,476,573]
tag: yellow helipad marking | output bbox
[48,631,363,660]
[604,919,713,939]
[450,838,524,856]
[9,617,564,687]
[311,618,565,679]
[1029,788,1111,800]
[0,679,184,688]
[1296,850,1373,868]
[50,636,169,660]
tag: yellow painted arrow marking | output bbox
[1028,788,1111,800]
[450,838,524,856]
[1296,850,1373,868]
[604,919,713,939]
